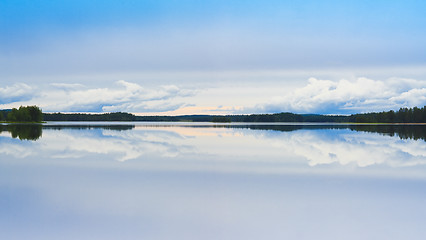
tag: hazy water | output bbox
[1,122,426,240]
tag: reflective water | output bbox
[1,122,426,240]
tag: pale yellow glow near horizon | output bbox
[134,106,243,116]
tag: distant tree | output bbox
[6,106,43,122]
[422,106,426,122]
[7,108,18,121]
[212,116,231,123]
[37,105,426,123]
[386,110,395,123]
[27,106,43,122]
[413,107,422,123]
[351,106,426,123]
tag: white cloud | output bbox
[389,88,426,107]
[255,77,426,114]
[2,77,426,115]
[0,83,35,104]
[0,80,196,113]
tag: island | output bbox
[0,106,43,123]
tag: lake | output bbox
[1,122,426,240]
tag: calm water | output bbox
[1,122,426,240]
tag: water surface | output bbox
[1,122,425,239]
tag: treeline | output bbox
[0,106,43,122]
[348,107,426,123]
[39,106,426,123]
[43,112,304,122]
[43,112,137,121]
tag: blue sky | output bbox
[1,0,426,114]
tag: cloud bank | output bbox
[1,77,426,114]
[255,77,426,114]
[0,80,195,113]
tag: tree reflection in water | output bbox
[218,124,426,142]
[1,123,425,142]
[0,124,135,141]
[0,124,43,141]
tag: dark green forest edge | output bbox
[2,106,426,123]
[41,106,426,123]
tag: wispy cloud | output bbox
[0,80,196,113]
[253,77,426,114]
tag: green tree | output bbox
[212,116,231,123]
[6,106,43,122]
[27,106,43,122]
[7,108,18,121]
[386,110,395,123]
[413,107,422,123]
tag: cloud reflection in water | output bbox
[259,129,426,167]
[1,124,426,176]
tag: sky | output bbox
[1,0,426,115]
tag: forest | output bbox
[40,106,426,123]
[2,105,426,123]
